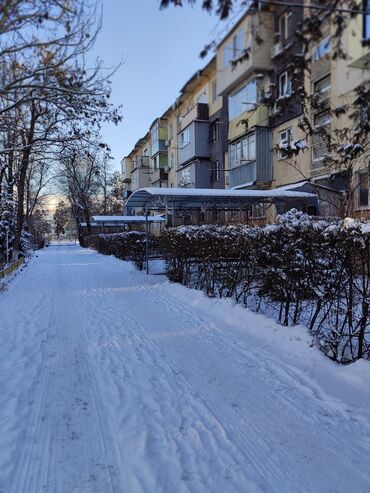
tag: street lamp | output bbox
[4,225,9,265]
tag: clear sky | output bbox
[92,0,230,171]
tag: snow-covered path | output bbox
[1,245,370,493]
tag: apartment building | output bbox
[121,0,370,219]
[175,58,227,189]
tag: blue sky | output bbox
[93,0,227,170]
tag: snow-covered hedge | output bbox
[85,231,152,270]
[161,210,370,364]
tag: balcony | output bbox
[150,168,168,185]
[179,103,209,131]
[151,140,167,157]
[271,42,284,59]
[228,105,269,141]
[133,156,150,170]
[229,162,257,188]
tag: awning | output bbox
[90,215,166,224]
[125,187,317,210]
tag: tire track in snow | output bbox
[81,286,291,492]
[150,287,370,488]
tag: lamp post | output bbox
[4,225,9,265]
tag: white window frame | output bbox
[314,75,331,101]
[278,127,293,159]
[278,71,292,97]
[229,132,256,168]
[279,11,292,43]
[312,112,331,164]
[178,128,190,149]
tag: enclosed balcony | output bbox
[228,127,272,189]
[151,118,168,157]
[228,105,269,141]
[150,168,168,186]
[179,103,209,131]
[133,156,150,170]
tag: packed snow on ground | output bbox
[0,244,370,493]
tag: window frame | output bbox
[178,127,190,149]
[279,11,293,43]
[364,0,370,40]
[229,132,256,168]
[213,161,221,182]
[312,111,332,164]
[278,71,292,97]
[358,170,370,207]
[211,121,219,142]
[314,74,331,102]
[278,127,293,159]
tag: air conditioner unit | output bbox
[165,139,171,146]
[164,166,170,173]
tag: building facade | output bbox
[121,0,370,220]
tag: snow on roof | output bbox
[273,181,309,192]
[126,187,317,210]
[90,215,166,223]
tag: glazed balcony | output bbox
[228,105,269,141]
[179,103,209,131]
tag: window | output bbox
[224,28,244,67]
[211,121,219,142]
[213,161,221,182]
[228,80,257,120]
[279,11,293,43]
[229,133,256,167]
[176,114,182,132]
[279,127,293,159]
[359,171,369,207]
[197,91,207,104]
[312,36,331,61]
[364,0,370,40]
[178,128,190,148]
[314,75,331,101]
[250,203,265,218]
[312,112,331,163]
[278,71,292,97]
[212,80,217,103]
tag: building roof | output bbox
[126,187,317,210]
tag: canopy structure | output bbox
[125,187,317,211]
[90,215,165,225]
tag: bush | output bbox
[160,210,370,363]
[86,231,150,270]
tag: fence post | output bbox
[145,213,149,275]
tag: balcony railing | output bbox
[180,103,209,131]
[229,161,257,188]
[134,156,150,169]
[228,106,269,141]
[150,168,168,184]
